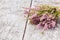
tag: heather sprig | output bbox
[24,5,60,32]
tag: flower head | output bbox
[24,5,60,31]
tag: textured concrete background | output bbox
[0,0,60,40]
[24,0,60,40]
[0,0,31,40]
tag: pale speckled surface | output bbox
[24,0,60,40]
[0,0,60,40]
[0,0,31,40]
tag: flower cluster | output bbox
[37,13,56,29]
[24,5,60,31]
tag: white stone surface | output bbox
[0,0,60,40]
[0,0,31,40]
[24,0,60,40]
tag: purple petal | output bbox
[51,21,56,28]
